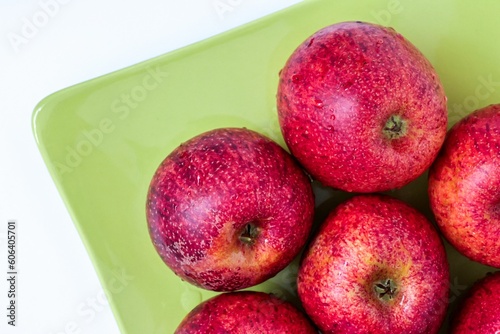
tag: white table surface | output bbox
[0,1,302,333]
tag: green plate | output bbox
[33,0,499,332]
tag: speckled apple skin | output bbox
[146,128,315,291]
[297,195,449,334]
[451,271,500,333]
[428,104,500,268]
[175,291,317,334]
[277,21,447,193]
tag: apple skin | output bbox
[146,128,315,291]
[175,291,317,334]
[277,21,447,193]
[451,271,500,333]
[428,104,500,268]
[297,195,449,334]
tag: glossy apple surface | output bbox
[175,291,317,334]
[146,128,315,291]
[429,104,500,268]
[277,21,447,192]
[451,271,500,333]
[297,195,449,334]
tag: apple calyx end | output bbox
[383,115,407,140]
[238,223,259,245]
[374,278,398,302]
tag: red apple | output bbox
[146,128,315,291]
[297,195,449,334]
[277,21,447,192]
[451,271,500,333]
[175,291,317,333]
[428,104,500,268]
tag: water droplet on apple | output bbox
[292,74,302,83]
[330,114,336,120]
[314,99,324,108]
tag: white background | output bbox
[0,1,302,333]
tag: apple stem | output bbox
[374,279,397,301]
[383,115,407,140]
[239,223,259,245]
